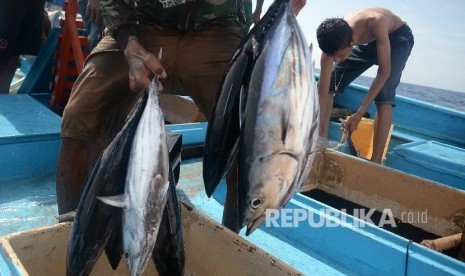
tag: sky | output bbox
[255,0,465,93]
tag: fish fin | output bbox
[308,43,316,69]
[223,138,240,177]
[239,85,247,126]
[97,194,127,208]
[295,151,318,193]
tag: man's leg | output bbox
[370,25,413,164]
[56,138,91,215]
[55,35,131,215]
[371,104,392,164]
[176,26,244,233]
[0,55,19,93]
[318,89,333,137]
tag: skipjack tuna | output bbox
[204,0,321,236]
[99,79,175,276]
[67,95,146,276]
[238,0,320,235]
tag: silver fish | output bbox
[203,0,291,232]
[152,166,185,276]
[67,95,146,276]
[238,0,319,236]
[338,125,359,157]
[99,79,170,276]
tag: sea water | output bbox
[354,75,465,113]
[314,68,465,113]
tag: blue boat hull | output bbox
[1,93,465,275]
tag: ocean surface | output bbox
[353,75,465,113]
[313,68,465,113]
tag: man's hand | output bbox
[124,39,167,93]
[342,112,363,133]
[87,0,103,27]
[291,0,306,16]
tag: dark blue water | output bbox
[354,75,465,113]
[314,68,465,113]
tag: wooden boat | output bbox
[2,3,464,274]
[326,80,465,190]
[1,92,465,275]
[12,0,465,190]
[0,203,300,276]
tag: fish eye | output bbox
[250,198,262,209]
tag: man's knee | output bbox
[56,137,91,214]
[57,137,90,172]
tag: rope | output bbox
[404,239,414,276]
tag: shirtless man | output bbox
[316,8,414,163]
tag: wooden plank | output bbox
[303,150,465,236]
[0,203,302,276]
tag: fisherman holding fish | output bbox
[55,0,306,230]
[55,0,248,215]
[316,8,414,163]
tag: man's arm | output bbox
[291,0,306,16]
[253,0,305,24]
[318,54,335,137]
[101,0,139,50]
[346,16,391,132]
[101,0,166,92]
[252,0,264,24]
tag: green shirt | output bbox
[101,0,246,49]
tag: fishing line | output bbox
[404,239,414,276]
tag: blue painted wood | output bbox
[166,122,207,147]
[17,28,59,96]
[0,248,21,276]
[180,159,465,276]
[1,130,464,275]
[385,141,465,190]
[1,76,464,275]
[0,94,61,182]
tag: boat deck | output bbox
[0,94,61,183]
[1,91,465,275]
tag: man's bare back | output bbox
[344,8,404,45]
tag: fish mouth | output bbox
[245,215,266,236]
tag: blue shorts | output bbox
[0,0,46,64]
[330,23,414,106]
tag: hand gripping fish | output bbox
[337,119,359,157]
[99,78,171,276]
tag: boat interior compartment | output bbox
[1,37,464,275]
[0,204,302,276]
[302,150,465,236]
[1,94,465,274]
